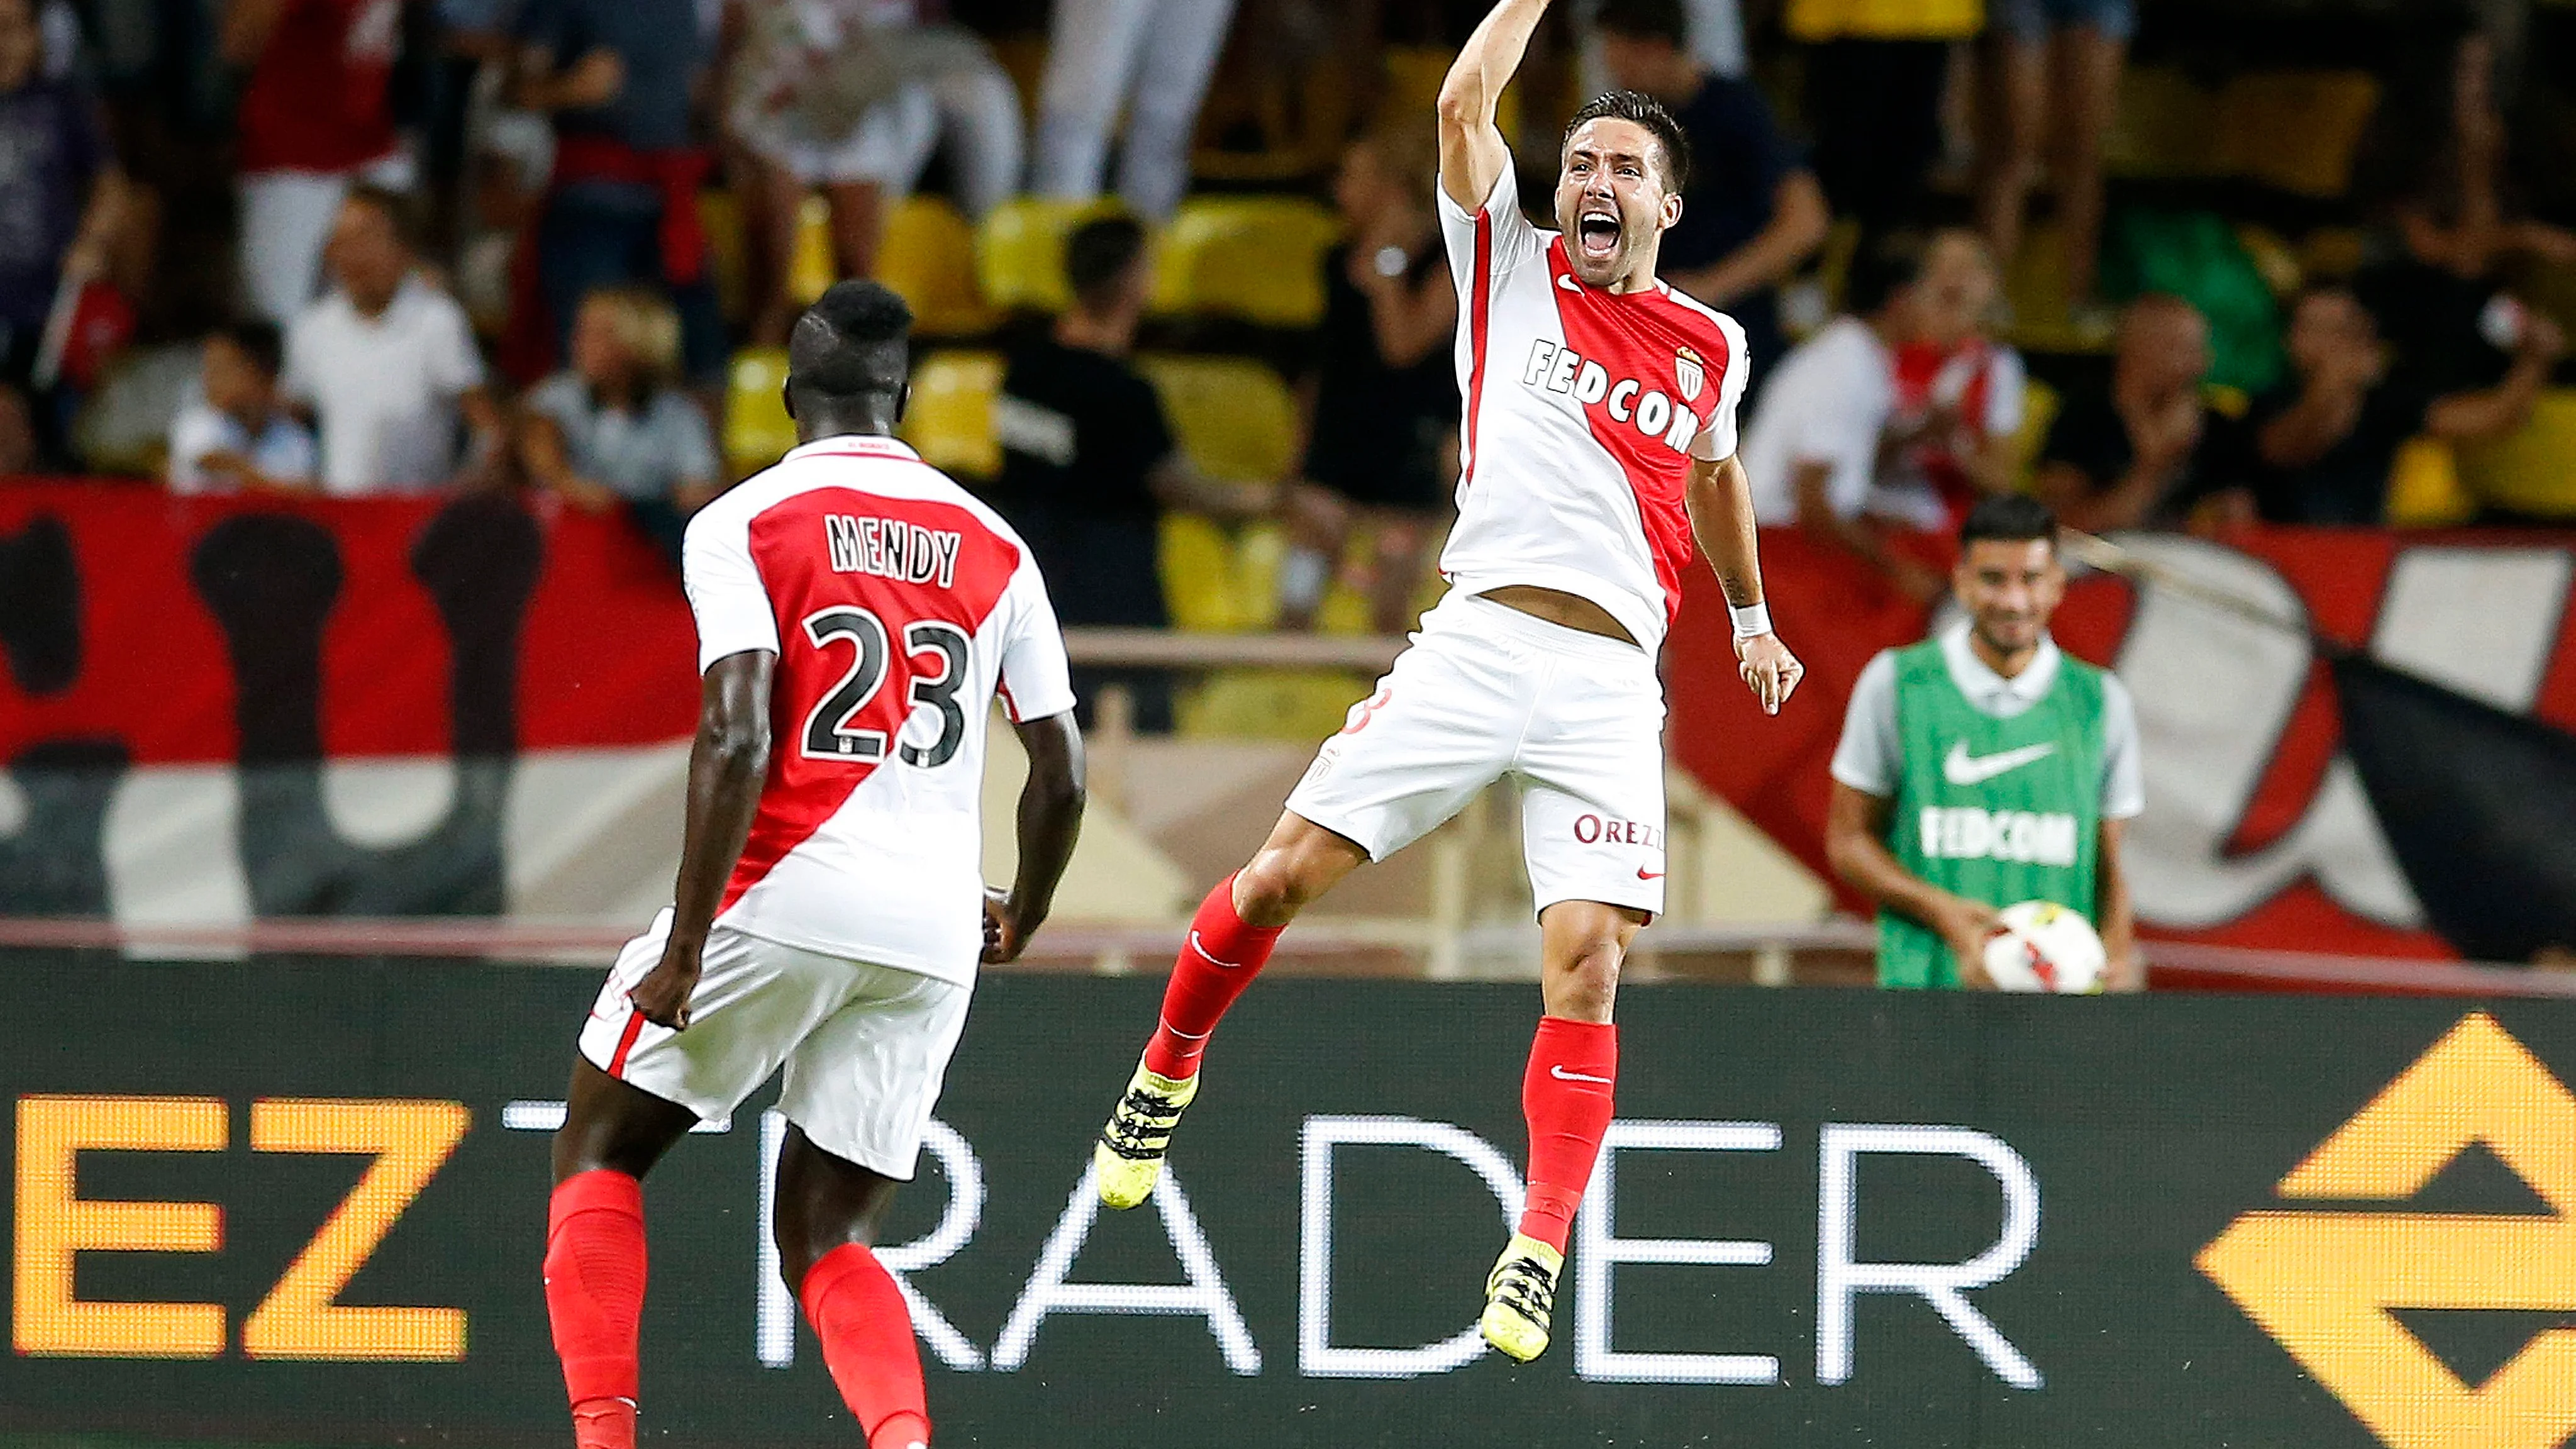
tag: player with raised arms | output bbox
[540,281,1086,1449]
[1087,0,1803,1363]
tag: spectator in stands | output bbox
[1030,0,1238,219]
[1594,0,1826,384]
[519,284,721,560]
[2235,283,2564,525]
[1577,0,1746,86]
[1739,230,1946,602]
[727,0,1023,343]
[1786,0,1974,234]
[0,0,123,390]
[511,0,725,385]
[284,188,502,494]
[2033,294,2236,533]
[1974,0,2130,326]
[2355,205,2570,477]
[2233,286,2423,525]
[993,216,1267,728]
[225,0,413,325]
[1279,121,1458,635]
[1868,231,2026,533]
[166,319,317,492]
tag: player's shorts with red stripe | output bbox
[1285,591,1667,918]
[578,909,969,1179]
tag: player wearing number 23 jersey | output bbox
[543,283,1085,1449]
[1086,0,1807,1375]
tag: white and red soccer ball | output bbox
[1981,901,2108,994]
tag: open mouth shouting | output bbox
[1575,206,1622,264]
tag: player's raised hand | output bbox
[1735,632,1804,715]
[630,938,703,1030]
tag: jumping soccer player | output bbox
[543,281,1084,1449]
[1088,0,1802,1364]
[1824,494,2144,991]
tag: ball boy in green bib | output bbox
[1824,496,2144,989]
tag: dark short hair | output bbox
[1594,0,1689,48]
[1845,229,1932,316]
[212,318,284,379]
[1562,89,1691,194]
[1065,216,1148,311]
[1959,494,2060,552]
[340,184,418,250]
[789,280,914,401]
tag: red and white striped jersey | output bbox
[1439,166,1752,653]
[680,435,1075,983]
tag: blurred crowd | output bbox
[8,0,2576,623]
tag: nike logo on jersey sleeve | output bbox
[1942,740,2059,786]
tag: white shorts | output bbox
[1285,591,1668,917]
[740,87,938,188]
[578,910,970,1179]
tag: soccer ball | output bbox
[1980,901,2107,994]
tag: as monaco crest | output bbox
[1675,345,1706,402]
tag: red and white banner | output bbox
[9,482,2576,957]
[1670,527,2576,959]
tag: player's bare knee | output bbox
[1234,848,1323,925]
[1545,938,1625,1021]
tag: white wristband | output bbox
[1730,602,1772,640]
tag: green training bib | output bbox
[1877,640,2105,989]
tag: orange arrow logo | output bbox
[2197,1012,2576,1449]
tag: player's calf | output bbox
[1097,823,1364,1211]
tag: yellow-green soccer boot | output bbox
[1480,1232,1563,1362]
[1094,1058,1199,1209]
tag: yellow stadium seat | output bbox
[2460,389,2576,519]
[1382,46,1519,142]
[2299,226,2369,282]
[1159,513,1265,632]
[2107,68,2377,199]
[699,189,750,325]
[724,347,797,477]
[1135,355,1300,482]
[2218,72,2379,199]
[879,197,999,336]
[1998,223,2110,353]
[1191,53,1355,184]
[2103,67,2221,181]
[2385,436,2475,528]
[791,194,837,307]
[1149,197,1343,327]
[1177,669,1375,741]
[2009,378,2058,492]
[900,350,1005,479]
[977,197,1126,314]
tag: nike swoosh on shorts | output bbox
[1549,1065,1613,1084]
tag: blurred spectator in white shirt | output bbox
[1866,232,2026,533]
[167,319,318,492]
[225,0,414,325]
[1739,230,1946,601]
[1029,0,1237,220]
[726,0,1022,342]
[518,284,720,512]
[283,188,502,494]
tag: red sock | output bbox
[1142,874,1285,1079]
[801,1243,930,1449]
[1517,1016,1618,1253]
[544,1170,647,1446]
